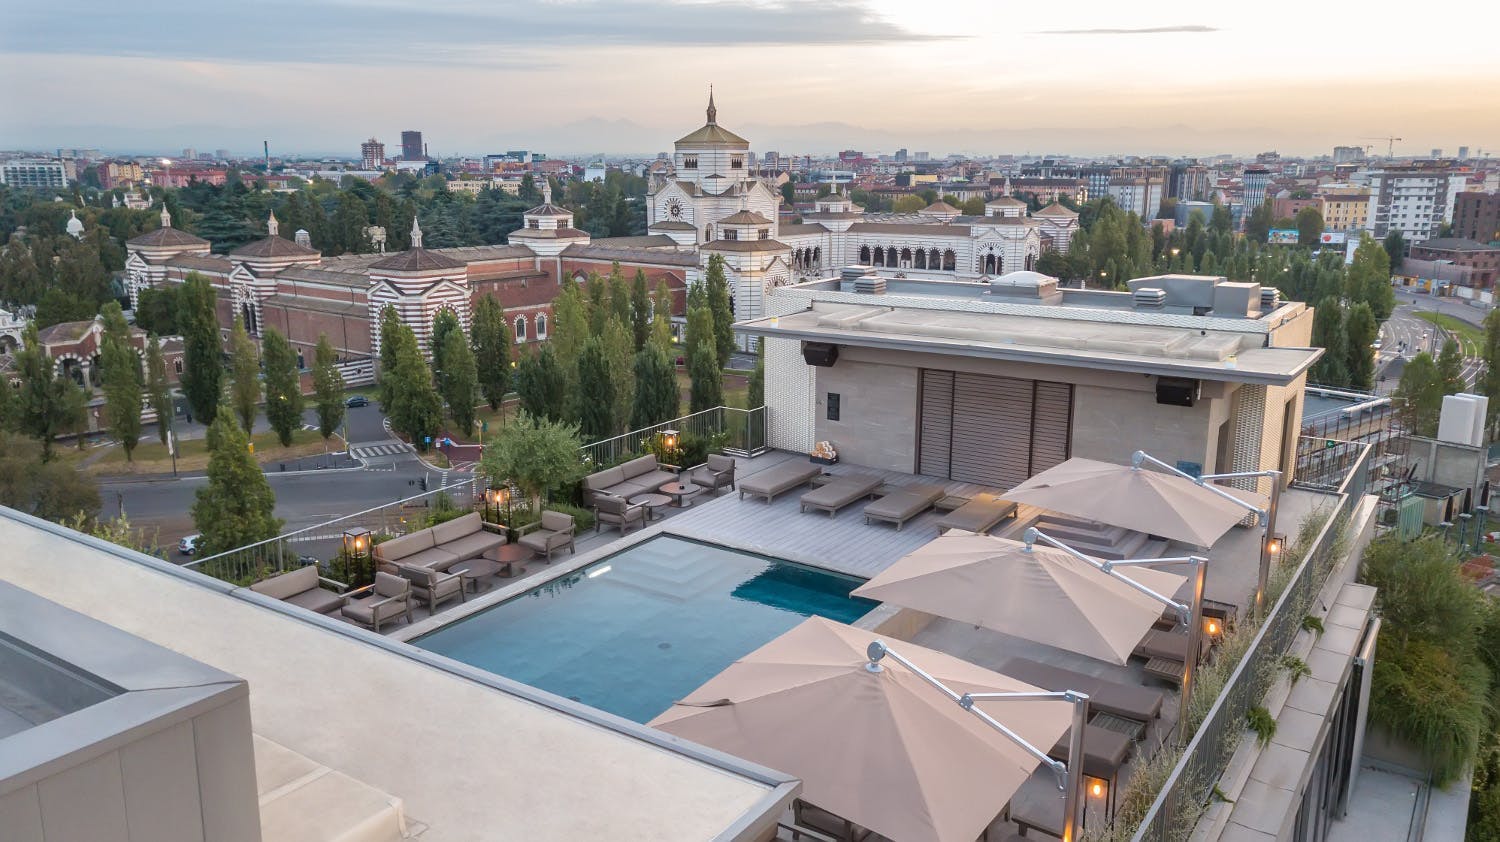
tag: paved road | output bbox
[1379,295,1489,393]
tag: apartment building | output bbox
[1453,191,1500,244]
[1365,164,1464,245]
[1320,190,1370,233]
[0,159,68,189]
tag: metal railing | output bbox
[1129,439,1372,841]
[578,405,767,467]
[184,478,479,586]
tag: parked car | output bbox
[345,395,369,408]
[178,534,201,556]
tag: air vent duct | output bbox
[1133,287,1166,309]
[853,276,886,295]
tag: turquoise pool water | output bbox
[413,535,877,722]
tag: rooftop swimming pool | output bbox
[413,535,877,722]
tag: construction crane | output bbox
[1361,136,1403,158]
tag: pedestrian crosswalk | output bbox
[349,441,415,461]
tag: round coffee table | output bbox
[658,481,702,508]
[448,558,503,592]
[629,492,672,520]
[483,544,533,578]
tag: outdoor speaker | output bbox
[802,342,839,367]
[1156,377,1199,407]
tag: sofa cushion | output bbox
[398,546,461,571]
[376,530,435,562]
[584,467,625,492]
[431,512,482,545]
[439,530,506,561]
[618,455,657,480]
[250,565,318,601]
[285,586,343,615]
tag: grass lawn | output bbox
[91,427,343,475]
[676,370,749,409]
[1414,312,1485,356]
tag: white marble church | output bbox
[647,93,1078,330]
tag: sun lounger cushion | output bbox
[935,493,1017,534]
[1002,656,1164,723]
[863,487,944,529]
[1133,629,1210,662]
[800,475,883,515]
[1049,724,1132,780]
[739,461,823,502]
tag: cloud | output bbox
[3,0,944,66]
[1036,25,1218,35]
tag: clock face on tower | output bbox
[666,199,683,218]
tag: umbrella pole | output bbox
[1179,558,1207,744]
[1062,694,1089,842]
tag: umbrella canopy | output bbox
[1004,457,1265,547]
[852,532,1187,665]
[650,616,1073,842]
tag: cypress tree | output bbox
[576,338,615,441]
[99,302,143,461]
[192,409,281,558]
[15,322,83,460]
[630,345,679,428]
[145,335,171,446]
[430,308,461,381]
[650,280,674,354]
[515,345,567,423]
[689,343,723,412]
[1343,303,1378,392]
[630,269,651,350]
[1309,300,1349,387]
[705,254,736,368]
[179,272,223,425]
[387,324,443,449]
[227,316,260,432]
[1437,339,1467,396]
[601,315,635,432]
[470,296,512,410]
[376,304,402,411]
[261,327,303,447]
[311,334,346,447]
[438,327,479,436]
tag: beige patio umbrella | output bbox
[1003,457,1266,547]
[650,616,1075,842]
[851,532,1187,665]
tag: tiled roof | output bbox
[648,220,697,231]
[986,196,1027,207]
[719,210,773,225]
[802,211,865,221]
[562,243,698,266]
[36,319,96,344]
[230,236,319,259]
[507,227,590,240]
[1413,238,1496,253]
[848,222,972,236]
[675,123,750,147]
[524,203,571,218]
[276,267,371,289]
[921,201,961,214]
[433,245,537,262]
[262,293,368,317]
[702,239,788,253]
[164,255,234,272]
[1034,202,1080,218]
[127,227,209,249]
[591,235,679,249]
[368,248,465,273]
[777,223,830,236]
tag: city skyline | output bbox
[4,0,1498,158]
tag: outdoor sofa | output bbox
[687,454,737,495]
[738,461,823,503]
[934,493,1018,535]
[862,486,944,531]
[374,512,507,573]
[248,564,346,615]
[1002,656,1165,724]
[581,455,680,506]
[800,474,883,517]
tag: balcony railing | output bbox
[1125,439,1372,841]
[578,405,767,468]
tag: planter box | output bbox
[810,455,839,466]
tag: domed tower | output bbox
[124,206,211,309]
[1033,202,1081,254]
[649,89,778,246]
[367,218,470,357]
[506,181,589,257]
[227,213,321,335]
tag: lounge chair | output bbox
[396,563,466,613]
[518,511,577,560]
[934,493,1018,534]
[687,454,737,495]
[800,474,883,517]
[1001,656,1165,724]
[1048,724,1132,781]
[340,572,413,633]
[593,495,647,536]
[1133,628,1212,663]
[739,460,823,503]
[862,486,944,531]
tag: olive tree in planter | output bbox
[478,410,586,524]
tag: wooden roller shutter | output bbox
[950,372,1033,488]
[1029,381,1074,475]
[917,370,954,478]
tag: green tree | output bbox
[551,279,590,381]
[1295,207,1324,247]
[1034,251,1071,280]
[470,296,512,410]
[705,254,736,369]
[386,324,443,449]
[689,343,723,412]
[1348,234,1396,320]
[650,280,674,353]
[227,316,260,432]
[437,326,478,435]
[0,432,98,521]
[133,285,179,335]
[780,182,795,205]
[1383,230,1406,269]
[430,308,461,372]
[685,301,713,365]
[1210,203,1233,236]
[1393,352,1444,437]
[14,323,83,460]
[376,304,402,411]
[261,327,302,447]
[748,337,765,408]
[608,263,631,327]
[586,274,609,335]
[630,345,679,428]
[1344,303,1378,391]
[1480,309,1500,434]
[191,409,281,557]
[1310,300,1350,386]
[1437,339,1467,396]
[1245,199,1275,243]
[515,345,568,423]
[179,272,223,425]
[311,334,346,447]
[630,269,651,350]
[144,336,171,446]
[477,410,585,511]
[0,240,43,307]
[99,302,143,461]
[575,338,615,440]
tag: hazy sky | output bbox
[4,0,1497,158]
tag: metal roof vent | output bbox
[1133,287,1167,309]
[853,276,887,295]
[1260,287,1281,309]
